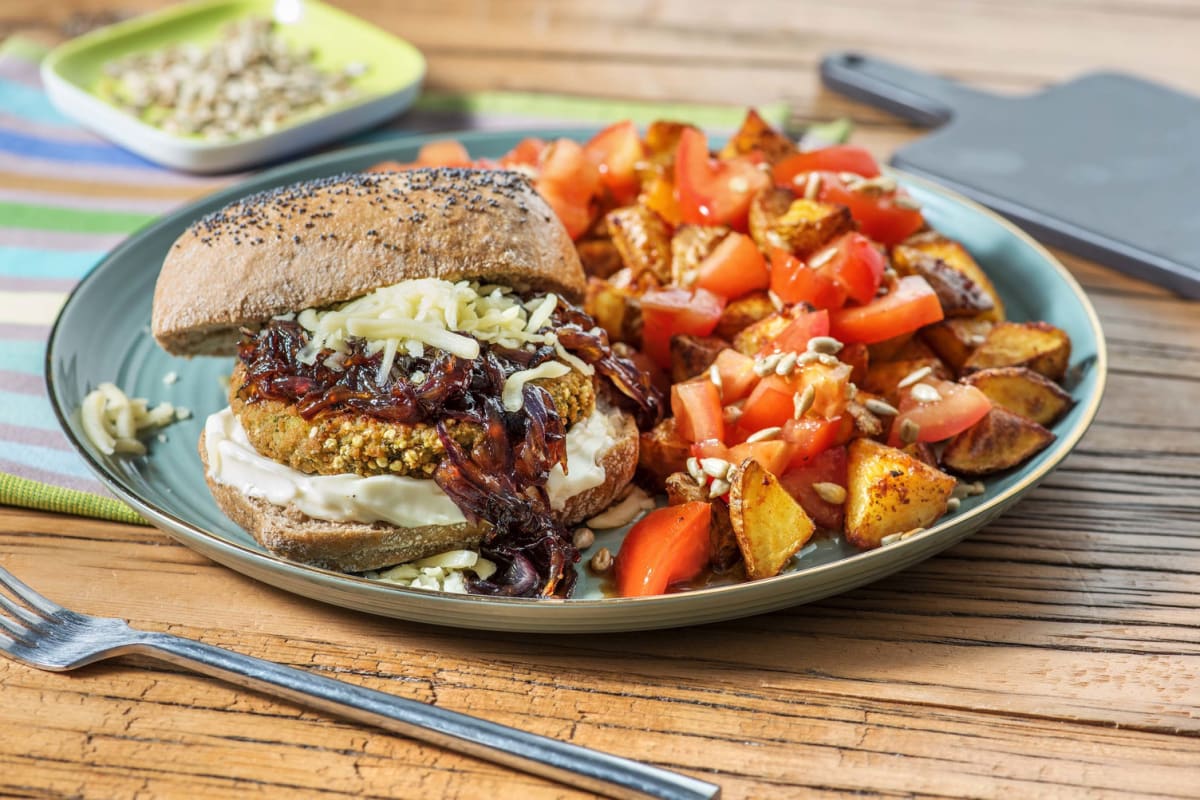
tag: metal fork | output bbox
[0,566,719,800]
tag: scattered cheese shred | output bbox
[80,382,178,456]
[502,361,571,411]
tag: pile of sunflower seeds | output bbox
[103,17,365,139]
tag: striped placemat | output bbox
[0,34,789,524]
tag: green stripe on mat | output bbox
[414,91,790,129]
[0,472,149,526]
[0,202,155,234]
[0,36,48,61]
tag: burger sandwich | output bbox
[151,168,662,597]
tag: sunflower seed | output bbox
[896,365,933,389]
[812,482,847,505]
[898,418,921,444]
[572,527,595,549]
[767,290,785,312]
[817,353,841,366]
[893,194,921,210]
[700,457,732,478]
[810,247,836,268]
[900,527,926,540]
[864,398,899,416]
[686,456,704,484]
[804,172,822,200]
[708,478,731,499]
[709,364,724,394]
[910,382,942,403]
[807,335,843,355]
[589,547,613,574]
[946,497,961,512]
[797,351,821,367]
[775,351,798,376]
[793,384,816,418]
[746,426,783,443]
[880,533,904,546]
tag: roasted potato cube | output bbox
[637,418,692,487]
[962,321,1071,382]
[644,120,693,165]
[962,367,1074,426]
[869,334,939,364]
[670,224,729,286]
[921,317,995,373]
[718,109,798,165]
[715,291,776,341]
[670,334,729,383]
[749,188,854,255]
[585,277,642,346]
[728,459,815,580]
[900,441,940,468]
[732,311,793,355]
[893,235,1005,321]
[844,439,956,549]
[863,358,952,407]
[606,205,672,284]
[892,247,997,318]
[576,238,624,279]
[666,474,743,573]
[940,406,1055,476]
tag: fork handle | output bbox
[131,632,719,800]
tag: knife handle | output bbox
[820,51,982,127]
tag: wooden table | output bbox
[3,2,1199,797]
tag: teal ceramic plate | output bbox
[46,130,1106,632]
[41,0,425,172]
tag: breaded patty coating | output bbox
[230,363,595,477]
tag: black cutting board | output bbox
[820,52,1200,298]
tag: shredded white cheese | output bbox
[364,549,498,593]
[502,361,571,412]
[80,382,178,456]
[295,278,583,410]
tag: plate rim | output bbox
[44,127,1108,627]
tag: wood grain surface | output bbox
[2,1,1199,798]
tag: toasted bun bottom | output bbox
[199,404,639,573]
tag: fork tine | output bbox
[0,564,61,616]
[0,612,34,644]
[0,588,45,628]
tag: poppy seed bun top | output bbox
[152,168,586,356]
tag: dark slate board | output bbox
[820,52,1200,298]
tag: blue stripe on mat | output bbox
[0,248,102,279]
[0,127,158,168]
[0,391,61,431]
[0,79,74,126]
[0,341,45,374]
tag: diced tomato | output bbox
[769,249,847,309]
[615,502,713,597]
[820,176,925,245]
[829,275,944,344]
[890,378,992,445]
[712,349,759,403]
[727,440,794,477]
[584,121,645,205]
[640,287,726,370]
[674,127,769,231]
[535,139,602,239]
[671,380,725,444]
[415,139,472,167]
[695,233,770,298]
[500,137,547,168]
[768,308,831,354]
[779,446,848,531]
[782,416,845,467]
[825,233,886,305]
[771,145,881,187]
[740,375,796,433]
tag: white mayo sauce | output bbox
[204,406,615,527]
